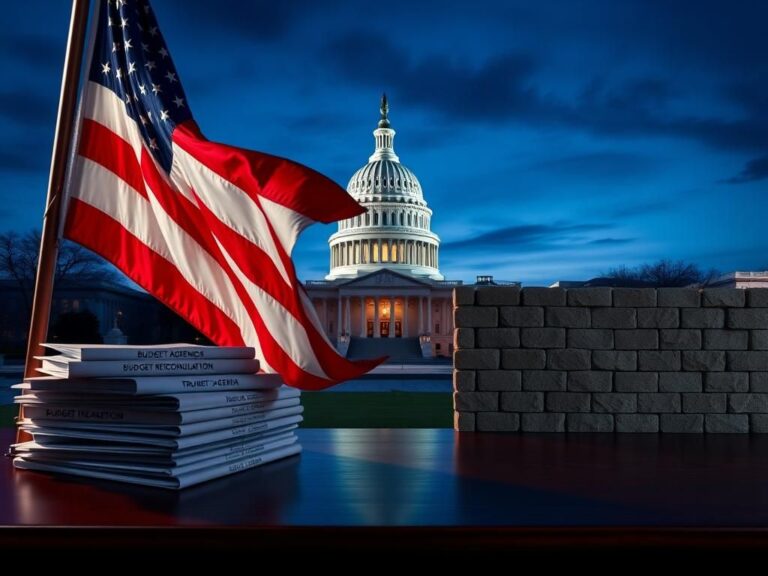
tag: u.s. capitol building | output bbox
[305,97,511,360]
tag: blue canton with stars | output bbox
[89,0,192,172]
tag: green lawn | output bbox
[300,392,452,428]
[0,392,453,429]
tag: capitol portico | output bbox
[305,96,464,359]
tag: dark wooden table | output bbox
[2,428,768,551]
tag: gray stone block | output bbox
[521,327,565,349]
[751,373,768,392]
[568,371,613,392]
[454,328,475,350]
[476,286,521,306]
[453,286,476,307]
[592,350,637,371]
[705,414,749,433]
[454,411,475,432]
[682,393,726,413]
[638,351,681,371]
[567,287,612,307]
[477,370,522,391]
[521,413,565,432]
[750,415,768,433]
[567,329,613,350]
[661,414,704,433]
[702,288,745,308]
[522,370,566,391]
[659,372,702,392]
[615,372,658,392]
[727,309,768,329]
[747,288,768,308]
[638,393,681,413]
[616,414,659,432]
[593,393,637,413]
[547,349,591,370]
[501,391,544,412]
[682,350,725,371]
[455,306,498,328]
[477,412,520,431]
[567,414,614,432]
[592,307,637,329]
[477,328,520,349]
[454,349,500,370]
[546,307,590,328]
[615,329,659,350]
[638,308,679,328]
[502,349,546,369]
[454,391,499,412]
[521,287,565,306]
[613,288,657,308]
[750,330,768,350]
[500,306,544,328]
[704,373,748,392]
[657,288,700,308]
[546,392,590,412]
[727,351,768,371]
[727,393,768,413]
[703,329,748,350]
[681,308,725,329]
[453,370,476,392]
[660,329,702,350]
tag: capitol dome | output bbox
[327,95,443,281]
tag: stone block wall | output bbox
[453,286,768,433]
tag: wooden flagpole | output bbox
[17,0,91,443]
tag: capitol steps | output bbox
[345,337,424,363]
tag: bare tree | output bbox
[605,259,720,288]
[0,229,119,314]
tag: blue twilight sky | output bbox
[0,0,766,286]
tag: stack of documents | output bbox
[11,343,302,489]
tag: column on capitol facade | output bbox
[373,296,380,338]
[359,296,365,337]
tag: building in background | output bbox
[305,97,513,360]
[706,272,768,289]
[0,279,206,352]
[551,271,768,290]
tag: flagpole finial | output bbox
[378,93,390,128]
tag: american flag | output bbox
[63,0,383,389]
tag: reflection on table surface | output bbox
[3,428,768,526]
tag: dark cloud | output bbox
[589,238,634,246]
[326,33,544,123]
[0,91,57,129]
[0,148,47,173]
[441,222,614,253]
[0,34,64,72]
[165,0,333,42]
[722,155,768,185]
[326,31,768,153]
[533,152,656,180]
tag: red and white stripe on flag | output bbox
[63,81,384,389]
